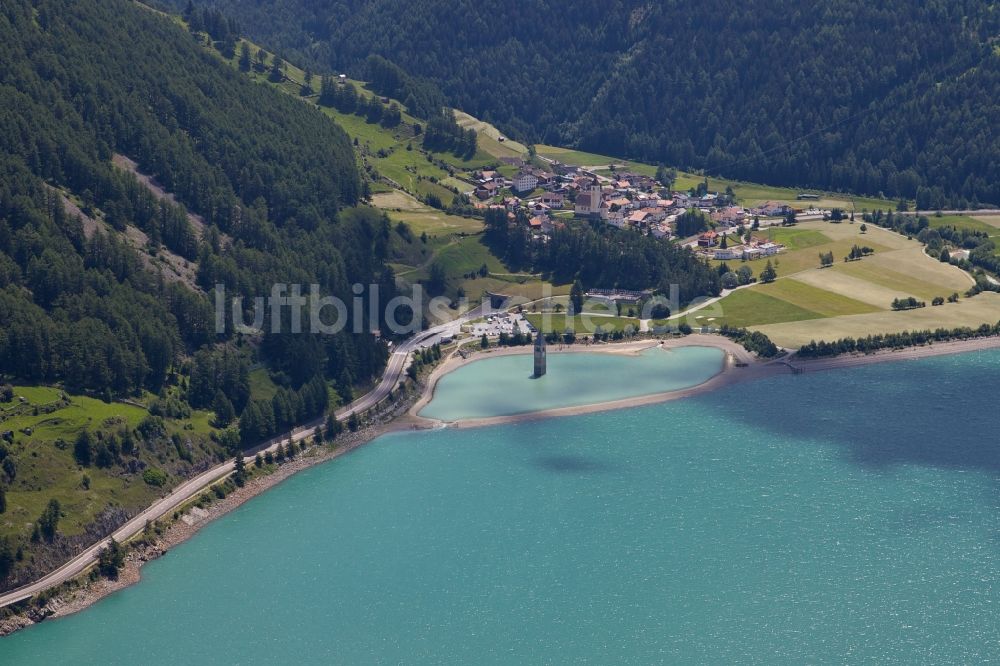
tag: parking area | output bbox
[468,312,536,338]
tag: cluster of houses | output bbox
[696,231,785,261]
[470,161,798,245]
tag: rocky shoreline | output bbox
[0,397,421,638]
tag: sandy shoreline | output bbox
[408,335,762,429]
[4,332,1000,636]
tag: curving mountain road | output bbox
[0,305,486,609]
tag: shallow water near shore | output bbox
[419,345,724,421]
[4,349,1000,663]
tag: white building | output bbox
[603,205,626,228]
[511,172,538,194]
[713,246,744,260]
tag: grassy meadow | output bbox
[1,386,222,543]
[525,313,641,335]
[702,220,998,346]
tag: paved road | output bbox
[0,305,487,609]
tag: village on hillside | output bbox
[467,158,804,261]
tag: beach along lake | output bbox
[3,350,1000,663]
[418,345,725,421]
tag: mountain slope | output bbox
[0,0,399,587]
[0,0,394,396]
[173,0,1000,207]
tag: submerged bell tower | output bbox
[533,331,547,378]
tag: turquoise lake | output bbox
[3,350,1000,663]
[419,345,724,421]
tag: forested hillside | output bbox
[0,0,395,402]
[167,0,1000,207]
[0,0,414,585]
[483,210,720,303]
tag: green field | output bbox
[431,236,506,278]
[0,386,223,546]
[379,210,484,238]
[371,188,561,312]
[706,288,821,327]
[705,219,995,344]
[927,215,1000,247]
[928,215,996,234]
[712,279,883,327]
[764,228,831,251]
[453,110,529,157]
[385,228,566,316]
[249,368,279,401]
[524,313,640,334]
[756,293,1000,347]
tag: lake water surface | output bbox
[419,345,724,421]
[3,349,1000,664]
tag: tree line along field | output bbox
[370,192,483,236]
[702,219,1000,347]
[928,215,1000,257]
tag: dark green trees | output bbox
[239,42,252,71]
[675,210,709,238]
[759,261,777,284]
[570,280,584,315]
[97,538,126,579]
[0,0,402,410]
[237,376,329,447]
[212,391,237,428]
[324,413,343,441]
[0,538,14,581]
[183,0,1000,206]
[74,431,93,467]
[37,499,61,542]
[891,297,925,311]
[233,454,247,487]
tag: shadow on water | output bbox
[532,454,616,474]
[493,413,619,475]
[692,350,1000,475]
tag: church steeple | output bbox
[533,331,547,378]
